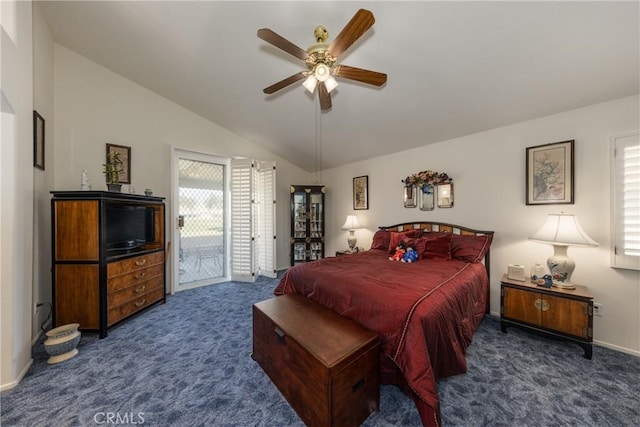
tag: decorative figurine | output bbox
[81,170,91,191]
[401,247,419,263]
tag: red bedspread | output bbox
[274,249,488,427]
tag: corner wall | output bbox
[321,95,640,355]
[32,1,55,342]
[1,0,34,390]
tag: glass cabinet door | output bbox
[290,185,325,265]
[293,193,308,239]
[310,193,323,238]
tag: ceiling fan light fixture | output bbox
[302,75,318,93]
[314,63,330,82]
[325,75,339,93]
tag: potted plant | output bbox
[103,151,124,192]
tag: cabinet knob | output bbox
[534,299,550,311]
[134,299,146,307]
[134,285,146,293]
[541,300,550,312]
[135,272,146,280]
[135,259,147,266]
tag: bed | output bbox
[274,221,494,427]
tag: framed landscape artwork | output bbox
[526,140,574,205]
[353,175,369,210]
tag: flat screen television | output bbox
[105,204,155,252]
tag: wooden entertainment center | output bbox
[51,191,166,338]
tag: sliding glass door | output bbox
[173,150,228,291]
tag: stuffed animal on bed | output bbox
[401,247,419,263]
[389,246,406,261]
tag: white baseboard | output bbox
[0,358,33,392]
[594,339,640,357]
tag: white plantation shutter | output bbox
[612,132,640,270]
[258,163,277,278]
[230,159,255,281]
[230,159,277,281]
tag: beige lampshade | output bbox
[341,215,361,230]
[530,214,598,246]
[529,213,598,288]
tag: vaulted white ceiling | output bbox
[38,1,639,172]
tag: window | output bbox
[611,132,640,270]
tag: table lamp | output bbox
[341,215,361,252]
[529,213,598,289]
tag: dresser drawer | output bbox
[107,264,164,293]
[108,275,164,308]
[108,287,164,325]
[107,251,164,278]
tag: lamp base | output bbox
[347,236,357,252]
[552,281,576,290]
[547,245,576,289]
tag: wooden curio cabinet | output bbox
[51,191,166,338]
[290,185,325,265]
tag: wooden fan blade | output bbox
[318,82,332,111]
[327,9,375,58]
[263,72,307,94]
[257,28,309,60]
[334,65,387,86]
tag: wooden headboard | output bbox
[379,221,495,311]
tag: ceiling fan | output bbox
[257,9,387,111]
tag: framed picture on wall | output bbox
[106,143,131,184]
[33,111,45,170]
[526,140,574,205]
[353,175,369,210]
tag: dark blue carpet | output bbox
[2,276,639,426]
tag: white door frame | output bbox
[170,147,230,294]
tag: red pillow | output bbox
[370,230,391,251]
[422,234,452,260]
[450,234,493,263]
[400,236,428,259]
[387,230,422,253]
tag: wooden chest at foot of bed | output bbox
[253,294,380,427]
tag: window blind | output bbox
[612,132,640,270]
[230,159,255,281]
[230,159,277,281]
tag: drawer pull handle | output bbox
[352,378,365,393]
[135,259,147,266]
[274,327,286,344]
[134,299,146,307]
[135,272,146,280]
[134,285,146,293]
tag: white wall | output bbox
[321,95,640,355]
[32,2,55,341]
[53,44,311,280]
[0,0,34,390]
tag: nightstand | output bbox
[500,274,594,359]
